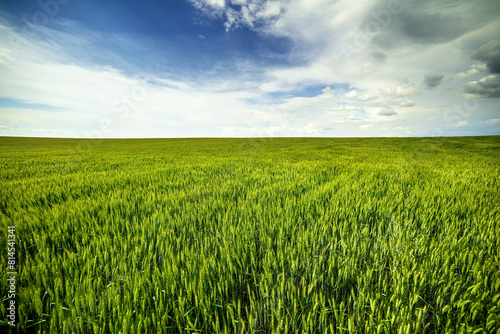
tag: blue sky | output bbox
[0,0,499,138]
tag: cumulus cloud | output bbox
[189,0,226,16]
[462,75,500,98]
[423,72,444,89]
[399,99,416,107]
[187,0,500,133]
[456,63,485,79]
[189,0,283,31]
[379,82,418,97]
[2,0,500,138]
[343,81,418,112]
[472,39,500,74]
[377,107,397,116]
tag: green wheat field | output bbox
[0,136,499,333]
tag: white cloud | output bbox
[330,105,363,112]
[456,63,486,79]
[0,21,266,138]
[377,107,398,116]
[462,75,500,98]
[2,1,500,138]
[486,118,500,125]
[186,0,499,136]
[399,99,416,107]
[190,0,284,31]
[189,0,226,12]
[257,2,282,18]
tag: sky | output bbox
[0,0,499,138]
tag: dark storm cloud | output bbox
[462,75,500,98]
[460,40,500,98]
[397,11,466,44]
[423,73,444,89]
[367,0,500,50]
[472,40,500,74]
[377,107,397,116]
